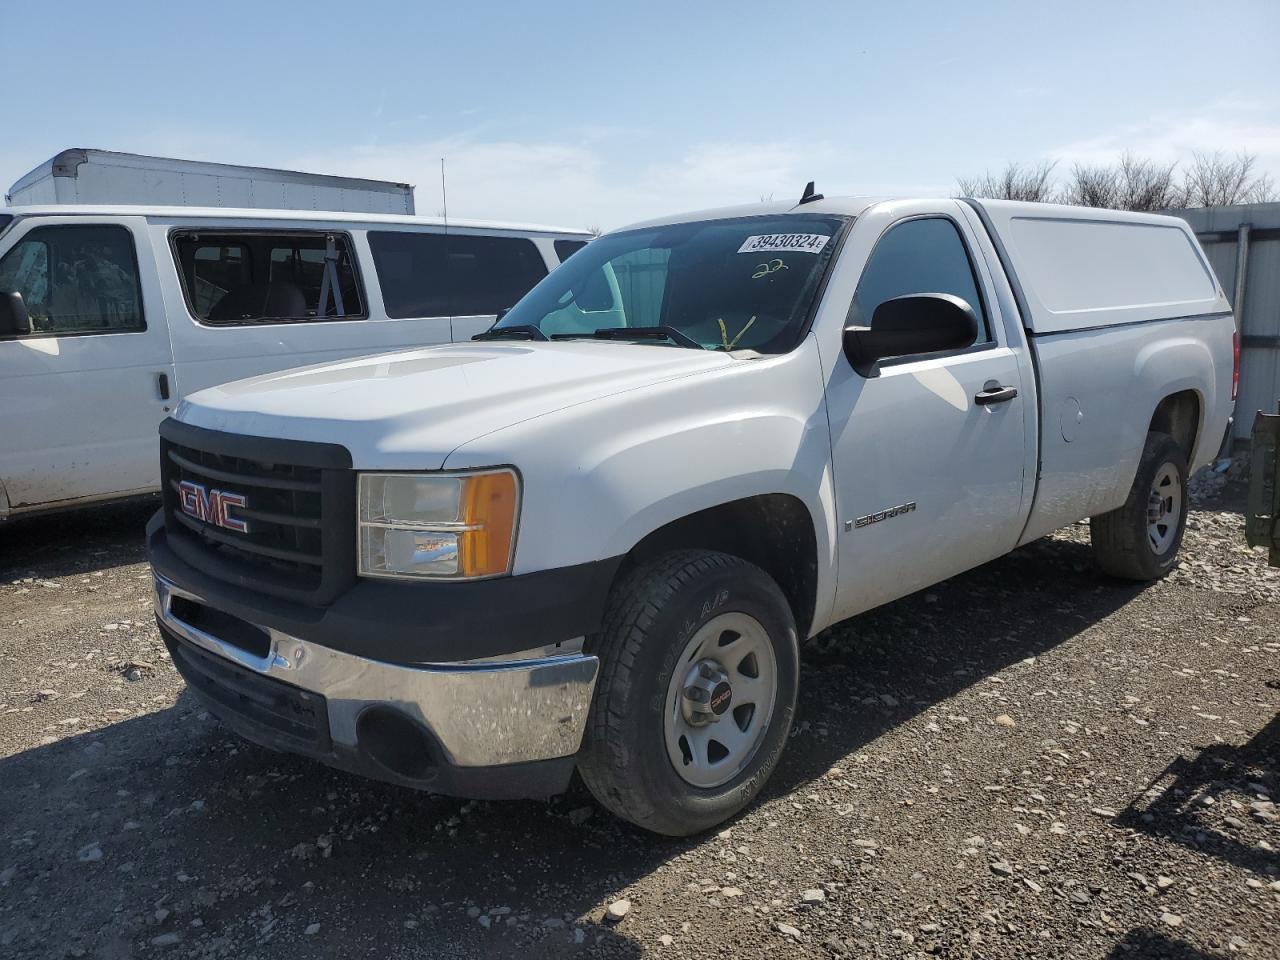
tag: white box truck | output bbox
[5,149,415,215]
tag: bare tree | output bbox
[1063,153,1178,210]
[1175,151,1277,207]
[1062,163,1119,208]
[1246,171,1278,204]
[959,150,1276,209]
[1118,153,1180,210]
[956,161,1057,202]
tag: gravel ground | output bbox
[0,481,1277,960]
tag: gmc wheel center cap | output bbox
[709,681,733,715]
[682,660,734,724]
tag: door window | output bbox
[0,224,144,336]
[851,217,991,350]
[368,231,548,319]
[171,232,364,325]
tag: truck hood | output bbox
[176,341,735,468]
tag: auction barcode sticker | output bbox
[737,233,830,254]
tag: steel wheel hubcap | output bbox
[664,611,777,789]
[1146,462,1181,554]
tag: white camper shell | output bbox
[0,204,591,518]
[6,149,416,215]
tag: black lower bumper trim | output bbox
[162,621,330,753]
[194,684,576,799]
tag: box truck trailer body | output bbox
[6,149,414,215]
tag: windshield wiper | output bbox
[471,325,548,342]
[551,326,704,349]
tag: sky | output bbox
[2,0,1278,230]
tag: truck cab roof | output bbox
[619,196,887,231]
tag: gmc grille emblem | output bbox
[178,480,250,533]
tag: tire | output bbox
[578,550,799,836]
[1090,431,1188,581]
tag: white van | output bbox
[0,206,591,518]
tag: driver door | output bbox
[824,204,1029,622]
[0,215,175,513]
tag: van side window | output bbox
[369,232,548,319]
[0,224,144,336]
[190,243,251,317]
[554,239,588,262]
[851,217,992,348]
[172,232,364,325]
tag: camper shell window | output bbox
[171,230,365,325]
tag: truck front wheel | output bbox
[1090,431,1188,580]
[578,550,799,836]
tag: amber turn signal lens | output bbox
[458,471,519,578]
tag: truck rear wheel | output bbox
[578,550,798,836]
[1090,431,1188,580]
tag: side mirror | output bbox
[843,293,978,376]
[0,290,31,337]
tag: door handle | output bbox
[156,373,171,401]
[975,383,1018,405]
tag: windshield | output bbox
[489,214,848,352]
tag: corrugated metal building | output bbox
[1175,203,1280,446]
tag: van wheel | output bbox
[578,550,798,836]
[1090,431,1188,580]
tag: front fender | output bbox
[445,338,840,632]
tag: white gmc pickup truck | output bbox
[147,193,1236,836]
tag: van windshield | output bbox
[486,214,848,353]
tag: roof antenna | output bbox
[798,180,823,205]
[440,157,449,229]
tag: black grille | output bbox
[160,622,331,754]
[166,442,323,579]
[159,420,354,605]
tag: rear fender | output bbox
[1131,335,1214,468]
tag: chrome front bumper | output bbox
[153,574,599,768]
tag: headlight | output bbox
[357,470,519,580]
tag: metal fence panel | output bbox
[1175,202,1280,444]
